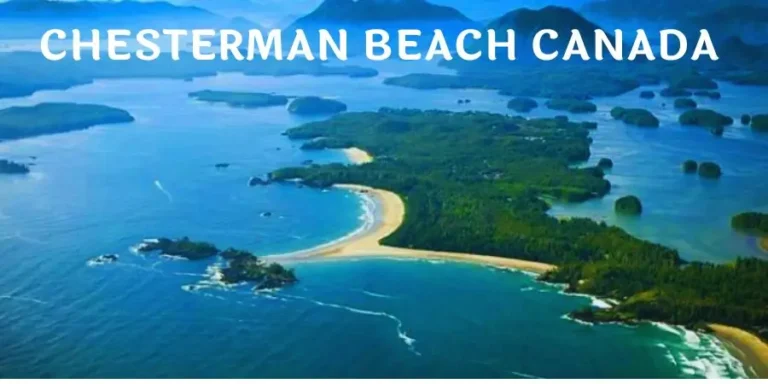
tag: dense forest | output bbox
[269,109,768,338]
[0,102,134,141]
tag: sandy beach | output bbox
[342,147,373,165]
[279,148,555,275]
[759,237,768,253]
[709,324,768,378]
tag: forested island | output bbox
[269,109,768,342]
[610,107,660,128]
[0,159,30,174]
[752,115,768,132]
[0,103,134,141]
[189,90,289,109]
[545,99,597,114]
[679,109,734,128]
[731,212,768,235]
[615,195,642,215]
[287,97,348,115]
[137,237,297,289]
[507,97,538,113]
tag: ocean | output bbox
[0,59,763,378]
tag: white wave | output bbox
[265,188,376,260]
[652,323,748,378]
[560,313,593,327]
[360,290,393,299]
[0,294,47,305]
[520,287,535,292]
[281,293,420,355]
[651,321,682,336]
[154,180,173,202]
[160,254,187,261]
[591,298,613,309]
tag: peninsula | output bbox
[269,109,768,375]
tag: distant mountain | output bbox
[182,0,321,28]
[445,6,607,70]
[0,0,261,38]
[290,0,471,27]
[677,5,768,45]
[582,0,765,21]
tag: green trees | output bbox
[674,98,697,109]
[615,195,643,215]
[189,90,289,109]
[274,108,768,335]
[752,114,768,132]
[660,87,692,97]
[698,162,722,179]
[598,158,614,169]
[741,114,752,125]
[639,90,655,99]
[545,98,598,113]
[731,212,768,235]
[137,237,219,260]
[611,107,660,128]
[507,97,539,113]
[0,102,134,141]
[287,96,348,115]
[679,109,734,128]
[682,160,698,173]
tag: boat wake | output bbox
[360,290,394,299]
[280,293,420,356]
[154,180,173,203]
[0,294,47,305]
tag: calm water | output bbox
[0,60,764,378]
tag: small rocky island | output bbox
[639,90,655,99]
[507,97,539,113]
[679,109,734,128]
[597,158,613,169]
[682,160,698,173]
[610,107,660,128]
[87,254,119,266]
[287,96,347,115]
[545,98,597,114]
[138,237,219,260]
[219,248,297,289]
[0,159,30,174]
[752,114,768,132]
[660,87,692,97]
[615,195,643,215]
[674,98,697,109]
[0,102,134,141]
[698,161,722,179]
[189,90,289,109]
[137,238,297,290]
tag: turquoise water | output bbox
[0,64,762,378]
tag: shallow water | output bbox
[0,60,763,378]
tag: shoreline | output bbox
[709,324,768,378]
[281,147,767,376]
[277,147,554,275]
